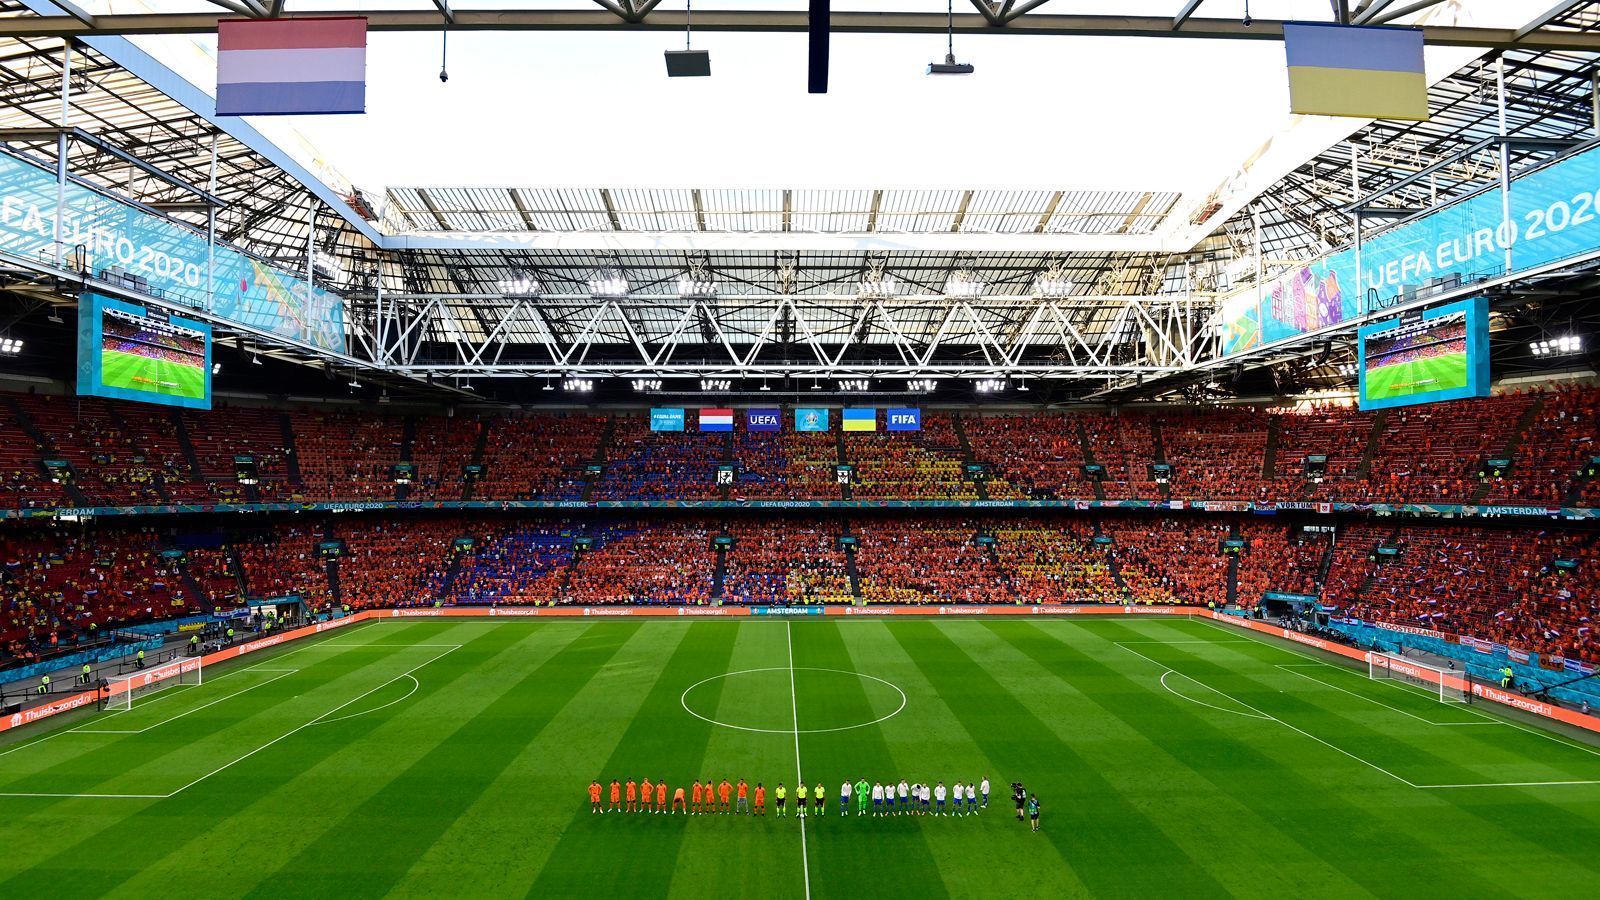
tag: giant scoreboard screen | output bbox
[76,293,212,410]
[1358,296,1488,411]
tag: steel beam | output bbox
[0,12,1597,51]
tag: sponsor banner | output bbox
[842,408,876,432]
[698,408,733,432]
[750,605,826,616]
[0,147,344,352]
[886,408,922,432]
[1201,501,1249,512]
[794,408,830,432]
[1273,501,1318,510]
[649,408,685,432]
[746,409,781,432]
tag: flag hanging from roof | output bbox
[216,17,367,116]
[1284,23,1427,121]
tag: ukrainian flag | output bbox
[1285,23,1427,121]
[842,408,876,432]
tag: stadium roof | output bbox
[0,0,1597,399]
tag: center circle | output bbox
[680,667,907,734]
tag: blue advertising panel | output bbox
[746,409,781,431]
[1358,297,1489,411]
[649,408,685,431]
[76,293,212,410]
[794,408,830,432]
[1221,142,1600,356]
[0,148,344,353]
[887,408,922,431]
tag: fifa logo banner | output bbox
[842,408,876,432]
[650,408,685,432]
[794,408,830,432]
[746,409,781,432]
[699,408,733,432]
[887,408,921,431]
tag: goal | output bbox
[1367,651,1470,703]
[101,656,203,712]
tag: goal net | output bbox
[101,657,203,712]
[1367,651,1470,703]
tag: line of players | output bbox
[587,777,992,817]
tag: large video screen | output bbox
[76,293,212,410]
[1357,296,1488,411]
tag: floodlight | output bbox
[665,50,711,77]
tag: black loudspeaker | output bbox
[809,0,829,93]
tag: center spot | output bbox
[681,667,907,734]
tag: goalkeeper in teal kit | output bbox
[854,779,870,816]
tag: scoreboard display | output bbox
[76,293,212,410]
[1358,296,1489,411]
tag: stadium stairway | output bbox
[1353,410,1389,483]
[1315,526,1339,592]
[712,533,730,599]
[842,521,863,600]
[1150,421,1171,501]
[1472,397,1546,503]
[1262,417,1281,481]
[835,429,852,501]
[1225,522,1241,606]
[170,411,206,485]
[395,417,417,502]
[1075,419,1107,502]
[7,394,90,506]
[950,414,991,501]
[179,565,218,616]
[1094,517,1130,595]
[579,417,617,502]
[462,418,490,501]
[278,412,303,488]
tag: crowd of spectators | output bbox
[4,512,1599,665]
[1,386,1597,508]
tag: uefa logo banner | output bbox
[650,408,686,431]
[887,408,921,431]
[746,409,781,431]
[794,408,830,432]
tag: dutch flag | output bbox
[699,409,734,432]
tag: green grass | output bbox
[1363,351,1469,401]
[100,349,206,400]
[3,616,1600,899]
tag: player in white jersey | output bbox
[980,777,990,809]
[871,781,885,816]
[952,782,964,810]
[934,781,947,815]
[840,780,851,817]
[897,780,909,816]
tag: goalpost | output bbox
[1367,651,1470,703]
[101,657,203,712]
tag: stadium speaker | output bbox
[809,0,830,94]
[665,50,711,77]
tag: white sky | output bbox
[88,1,1560,199]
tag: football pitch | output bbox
[99,349,206,400]
[3,615,1599,899]
[1363,352,1469,401]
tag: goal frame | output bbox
[101,656,203,712]
[1367,651,1470,704]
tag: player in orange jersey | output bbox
[691,780,704,814]
[718,779,732,813]
[588,780,602,814]
[736,778,750,815]
[640,778,653,814]
[672,784,688,814]
[754,782,766,816]
[609,779,621,812]
[655,779,667,813]
[625,779,638,812]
